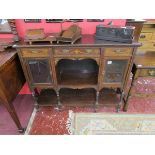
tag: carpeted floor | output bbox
[0,76,155,135]
[29,97,155,135]
[0,94,34,135]
[29,76,155,135]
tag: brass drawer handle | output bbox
[31,50,42,53]
[86,49,92,53]
[140,34,146,38]
[114,49,124,52]
[63,49,70,53]
[148,70,155,76]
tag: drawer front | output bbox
[151,33,155,40]
[54,48,100,56]
[138,42,155,51]
[139,32,152,41]
[21,48,49,57]
[104,48,132,56]
[137,69,155,77]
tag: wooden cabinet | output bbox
[124,51,155,111]
[137,21,155,52]
[16,35,141,112]
[0,50,25,132]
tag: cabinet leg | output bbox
[2,101,24,133]
[32,91,39,111]
[123,67,137,112]
[34,88,40,96]
[56,90,62,110]
[94,91,99,112]
[123,81,134,112]
[117,91,124,113]
[123,94,130,112]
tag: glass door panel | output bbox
[104,60,128,83]
[27,59,52,84]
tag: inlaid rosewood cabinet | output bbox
[15,35,141,112]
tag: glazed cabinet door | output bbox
[100,58,130,88]
[25,58,53,85]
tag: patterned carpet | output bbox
[29,97,155,135]
[69,113,155,135]
[0,76,155,135]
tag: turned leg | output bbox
[56,90,62,110]
[117,90,124,113]
[123,66,138,112]
[34,88,40,96]
[123,93,130,112]
[32,89,39,110]
[94,91,99,112]
[123,81,132,112]
[2,101,25,133]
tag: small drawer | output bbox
[139,32,152,41]
[54,48,100,56]
[137,69,155,77]
[138,42,155,51]
[104,48,132,56]
[151,33,155,40]
[21,48,49,57]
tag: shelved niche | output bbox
[55,58,99,87]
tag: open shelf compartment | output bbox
[37,88,120,107]
[56,59,99,87]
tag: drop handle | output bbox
[148,70,155,76]
[63,49,70,53]
[114,49,124,52]
[140,34,146,38]
[31,50,42,53]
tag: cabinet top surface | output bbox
[14,34,141,48]
[0,50,16,69]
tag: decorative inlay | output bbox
[54,48,100,55]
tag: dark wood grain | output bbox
[0,49,26,132]
[37,88,120,108]
[13,34,141,48]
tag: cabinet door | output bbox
[26,59,53,84]
[102,59,129,85]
